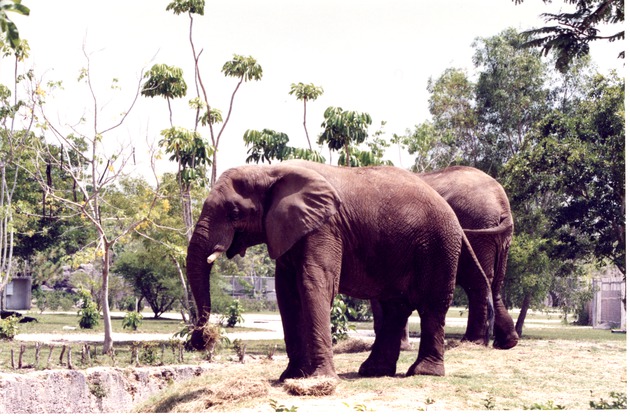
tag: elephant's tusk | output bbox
[207,251,222,264]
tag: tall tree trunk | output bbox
[101,242,114,354]
[515,293,531,337]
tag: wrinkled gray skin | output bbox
[374,166,518,350]
[186,160,482,380]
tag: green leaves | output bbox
[222,54,263,82]
[166,0,205,16]
[0,0,30,51]
[318,106,372,165]
[141,64,188,100]
[159,127,213,186]
[289,82,324,101]
[514,0,625,73]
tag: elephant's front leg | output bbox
[275,260,310,381]
[278,234,342,380]
[360,299,412,377]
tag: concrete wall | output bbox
[3,277,32,310]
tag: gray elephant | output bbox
[373,166,518,350]
[186,160,488,380]
[421,166,518,349]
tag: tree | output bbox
[289,82,324,150]
[513,0,624,72]
[243,128,325,165]
[114,243,183,319]
[0,9,32,309]
[141,64,188,126]
[158,126,212,241]
[505,70,625,278]
[165,1,263,186]
[318,106,372,167]
[473,28,550,175]
[427,68,479,165]
[30,48,160,354]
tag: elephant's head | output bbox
[186,163,341,349]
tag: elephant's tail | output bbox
[463,214,513,237]
[461,232,495,344]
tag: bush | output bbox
[0,315,19,340]
[33,289,76,313]
[122,311,143,331]
[77,288,100,329]
[331,294,356,344]
[222,300,245,328]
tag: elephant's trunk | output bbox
[186,241,214,349]
[186,206,234,350]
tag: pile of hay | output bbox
[282,377,338,396]
[333,337,372,354]
[204,378,270,409]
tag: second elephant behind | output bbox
[374,166,519,350]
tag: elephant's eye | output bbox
[228,205,240,222]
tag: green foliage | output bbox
[504,71,625,275]
[242,128,325,165]
[33,289,76,313]
[589,391,627,409]
[524,400,566,410]
[222,54,263,82]
[269,399,298,412]
[513,0,624,73]
[0,315,18,340]
[243,129,290,164]
[113,244,183,319]
[141,63,188,99]
[77,288,100,329]
[222,300,245,328]
[159,127,213,186]
[318,106,372,166]
[0,0,30,50]
[330,294,356,344]
[122,311,144,331]
[166,0,205,15]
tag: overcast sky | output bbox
[8,0,624,176]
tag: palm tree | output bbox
[289,82,324,150]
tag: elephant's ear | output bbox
[265,166,341,259]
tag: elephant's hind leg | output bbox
[406,308,448,377]
[359,300,411,377]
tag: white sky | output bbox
[7,0,625,177]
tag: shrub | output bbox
[222,300,245,328]
[330,294,356,344]
[0,315,19,340]
[122,311,143,331]
[77,288,100,329]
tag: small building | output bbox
[1,277,32,311]
[592,275,626,331]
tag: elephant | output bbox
[420,166,518,349]
[186,160,490,380]
[373,166,518,350]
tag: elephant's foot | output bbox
[279,363,310,382]
[406,359,445,377]
[358,359,397,377]
[492,334,519,350]
[400,337,412,351]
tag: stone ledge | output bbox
[0,364,217,414]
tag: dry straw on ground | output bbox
[283,377,338,396]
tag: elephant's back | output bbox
[419,166,512,230]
